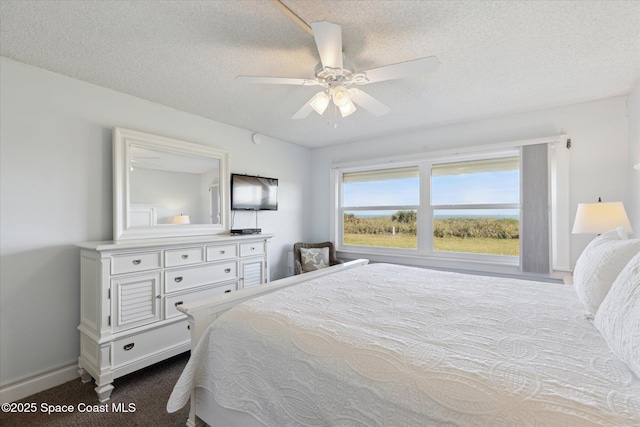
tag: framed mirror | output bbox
[113,127,229,240]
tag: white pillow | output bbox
[573,227,640,314]
[594,252,640,378]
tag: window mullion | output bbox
[431,203,520,210]
[343,205,419,211]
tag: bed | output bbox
[167,245,640,426]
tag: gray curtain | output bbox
[521,144,550,274]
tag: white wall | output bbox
[310,96,633,267]
[0,58,312,396]
[626,80,640,234]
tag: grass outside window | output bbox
[343,215,519,257]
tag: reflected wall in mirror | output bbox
[129,145,220,225]
[113,127,229,240]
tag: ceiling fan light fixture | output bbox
[332,86,351,107]
[310,91,330,115]
[339,100,356,117]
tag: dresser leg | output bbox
[78,367,92,383]
[95,381,114,403]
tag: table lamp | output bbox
[572,198,632,234]
[173,214,190,225]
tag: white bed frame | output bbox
[176,259,369,427]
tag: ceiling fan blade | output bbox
[358,56,439,84]
[310,21,343,70]
[236,76,318,86]
[291,96,316,119]
[350,89,391,116]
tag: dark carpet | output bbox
[0,352,191,426]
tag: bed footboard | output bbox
[177,259,369,350]
[176,259,368,427]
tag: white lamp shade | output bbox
[339,100,356,117]
[332,86,351,107]
[310,91,330,115]
[572,201,632,234]
[173,215,190,224]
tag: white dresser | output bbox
[76,234,272,402]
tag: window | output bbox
[338,154,520,260]
[431,156,520,258]
[341,167,419,249]
[332,137,569,275]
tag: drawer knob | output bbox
[224,268,231,273]
[175,276,183,282]
[132,259,142,265]
[219,250,225,254]
[175,301,184,307]
[123,343,135,351]
[251,247,255,251]
[224,289,231,294]
[181,254,189,259]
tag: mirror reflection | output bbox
[128,144,221,226]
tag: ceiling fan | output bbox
[236,21,439,120]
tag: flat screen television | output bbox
[230,174,278,211]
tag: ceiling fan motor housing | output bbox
[314,62,355,86]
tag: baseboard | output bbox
[0,363,79,404]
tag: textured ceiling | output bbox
[1,1,639,148]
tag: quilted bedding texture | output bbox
[168,263,640,426]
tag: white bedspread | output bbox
[168,263,640,426]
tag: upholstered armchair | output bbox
[293,241,343,274]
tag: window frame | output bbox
[337,162,421,256]
[426,150,521,265]
[330,136,571,277]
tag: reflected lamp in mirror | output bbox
[572,198,633,234]
[173,214,190,225]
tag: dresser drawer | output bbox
[111,251,162,275]
[165,262,237,293]
[112,321,189,368]
[206,244,237,262]
[240,242,264,257]
[165,247,205,268]
[165,283,236,319]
